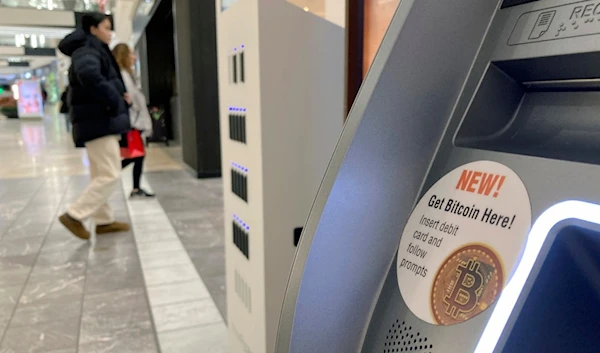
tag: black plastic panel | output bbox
[293,227,303,247]
[495,52,600,82]
[231,168,248,202]
[240,51,245,83]
[233,221,250,259]
[229,113,247,143]
[233,54,237,83]
[502,225,600,352]
[455,58,600,166]
[501,0,537,9]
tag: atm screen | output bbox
[502,225,600,353]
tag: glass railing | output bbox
[0,0,115,12]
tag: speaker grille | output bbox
[383,320,433,353]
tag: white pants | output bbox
[68,135,120,225]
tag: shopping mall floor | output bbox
[0,109,228,352]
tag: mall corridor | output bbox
[0,111,227,352]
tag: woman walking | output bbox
[57,12,132,239]
[112,43,155,198]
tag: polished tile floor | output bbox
[0,111,227,352]
[144,171,226,320]
[0,113,181,180]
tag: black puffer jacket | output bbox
[58,30,130,147]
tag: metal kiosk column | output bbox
[277,1,600,352]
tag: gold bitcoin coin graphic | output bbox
[430,244,504,325]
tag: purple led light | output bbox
[231,162,248,173]
[232,214,250,230]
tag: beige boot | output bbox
[59,213,90,240]
[96,222,131,234]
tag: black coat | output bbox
[58,30,130,147]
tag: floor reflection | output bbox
[0,105,182,179]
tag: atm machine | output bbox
[276,0,600,352]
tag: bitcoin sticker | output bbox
[431,244,503,325]
[396,161,531,325]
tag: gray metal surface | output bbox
[275,0,501,352]
[277,0,600,352]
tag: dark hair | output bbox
[81,12,110,34]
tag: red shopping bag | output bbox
[120,129,145,159]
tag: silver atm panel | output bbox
[277,0,600,352]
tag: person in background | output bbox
[59,85,71,132]
[112,43,155,198]
[57,12,132,240]
[40,83,47,104]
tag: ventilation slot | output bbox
[231,163,248,202]
[232,215,250,259]
[383,320,433,353]
[240,51,245,83]
[234,270,252,312]
[232,54,238,83]
[228,107,247,143]
[230,46,245,85]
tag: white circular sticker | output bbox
[396,160,531,326]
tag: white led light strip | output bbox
[475,200,600,353]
